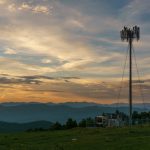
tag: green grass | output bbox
[0,126,150,150]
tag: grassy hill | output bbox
[0,126,150,150]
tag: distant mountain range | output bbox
[0,102,149,124]
[1,102,150,108]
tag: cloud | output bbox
[0,76,41,85]
[18,2,52,15]
[41,59,52,64]
[0,74,80,85]
[18,75,80,81]
[67,19,85,29]
[3,1,52,15]
[32,5,50,14]
[0,57,55,76]
[0,0,7,5]
[18,3,32,10]
[18,75,55,81]
[8,3,16,12]
[4,48,17,55]
[62,59,92,70]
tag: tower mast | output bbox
[120,26,140,126]
[129,37,132,126]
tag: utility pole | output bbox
[120,26,140,126]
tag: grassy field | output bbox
[0,126,150,150]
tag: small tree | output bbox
[79,119,86,127]
[66,118,77,129]
[51,122,62,130]
[86,117,95,127]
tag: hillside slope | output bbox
[0,121,53,133]
[0,126,149,150]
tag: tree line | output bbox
[26,117,95,132]
[27,111,150,132]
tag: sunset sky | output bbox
[0,0,149,104]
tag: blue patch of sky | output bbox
[139,12,150,23]
[60,0,130,17]
[45,70,80,78]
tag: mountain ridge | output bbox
[0,102,149,123]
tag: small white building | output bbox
[95,115,122,127]
[95,116,108,127]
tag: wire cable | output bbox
[116,45,129,111]
[132,46,146,110]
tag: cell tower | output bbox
[120,26,140,126]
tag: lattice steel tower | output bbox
[120,26,140,126]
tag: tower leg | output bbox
[129,38,132,126]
